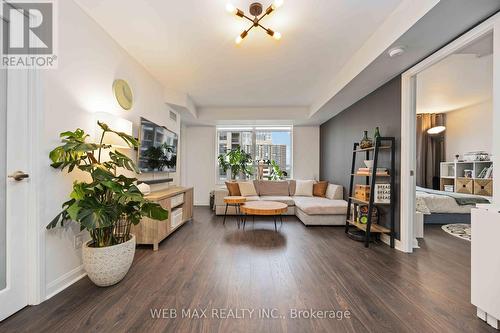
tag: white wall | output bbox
[39,0,181,299]
[183,126,216,206]
[182,125,320,205]
[293,126,320,180]
[445,100,493,161]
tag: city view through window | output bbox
[217,127,292,182]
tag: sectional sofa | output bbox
[214,180,348,226]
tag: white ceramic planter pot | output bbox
[82,234,136,287]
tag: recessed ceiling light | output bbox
[388,46,406,58]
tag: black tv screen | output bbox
[138,117,178,173]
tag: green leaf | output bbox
[109,150,139,173]
[141,202,169,221]
[98,121,139,148]
[66,201,81,221]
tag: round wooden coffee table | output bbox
[240,201,288,231]
[223,196,247,228]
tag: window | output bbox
[216,126,293,182]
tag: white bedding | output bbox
[416,190,477,214]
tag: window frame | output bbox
[215,126,293,184]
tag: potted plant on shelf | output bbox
[47,121,168,287]
[217,146,253,180]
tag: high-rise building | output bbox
[219,130,288,179]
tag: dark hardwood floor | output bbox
[1,207,495,332]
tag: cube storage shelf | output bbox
[440,161,493,197]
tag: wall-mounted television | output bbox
[138,117,178,173]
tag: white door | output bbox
[0,65,30,320]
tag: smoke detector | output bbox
[388,46,406,58]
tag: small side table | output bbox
[223,196,247,228]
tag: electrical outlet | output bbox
[74,234,84,249]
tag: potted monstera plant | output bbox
[47,121,168,286]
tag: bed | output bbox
[416,186,490,224]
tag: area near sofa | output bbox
[214,180,348,226]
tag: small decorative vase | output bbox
[374,127,381,142]
[360,131,373,149]
[82,234,136,287]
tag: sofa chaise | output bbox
[214,180,348,226]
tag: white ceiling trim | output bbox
[164,87,198,119]
[309,0,440,118]
[183,106,310,126]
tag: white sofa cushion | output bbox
[293,196,347,215]
[238,181,258,197]
[326,184,343,200]
[295,180,314,197]
[260,196,295,206]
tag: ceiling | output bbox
[75,0,500,125]
[416,34,493,114]
[310,0,500,125]
[75,0,403,108]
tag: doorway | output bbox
[400,13,500,252]
[0,66,33,320]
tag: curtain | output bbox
[416,113,446,188]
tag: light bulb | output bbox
[273,32,282,40]
[226,3,237,14]
[273,0,284,9]
[235,36,243,44]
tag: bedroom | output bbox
[414,33,493,241]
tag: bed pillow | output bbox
[225,181,241,196]
[326,184,343,200]
[238,181,258,197]
[313,181,328,197]
[295,180,314,197]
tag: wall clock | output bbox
[113,79,133,110]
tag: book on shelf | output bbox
[357,167,389,176]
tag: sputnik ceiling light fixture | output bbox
[226,0,284,44]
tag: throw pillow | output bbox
[313,181,328,197]
[225,181,241,196]
[326,184,343,200]
[238,181,258,197]
[294,180,314,197]
[257,181,290,196]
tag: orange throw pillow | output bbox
[313,181,328,197]
[225,181,241,196]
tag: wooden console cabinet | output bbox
[132,186,194,250]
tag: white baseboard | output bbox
[380,234,408,252]
[45,265,86,300]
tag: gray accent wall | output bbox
[320,76,401,237]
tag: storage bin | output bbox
[456,177,473,194]
[171,194,184,208]
[354,185,370,201]
[171,208,183,229]
[474,179,493,197]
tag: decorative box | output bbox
[456,177,473,194]
[355,185,371,201]
[474,179,493,197]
